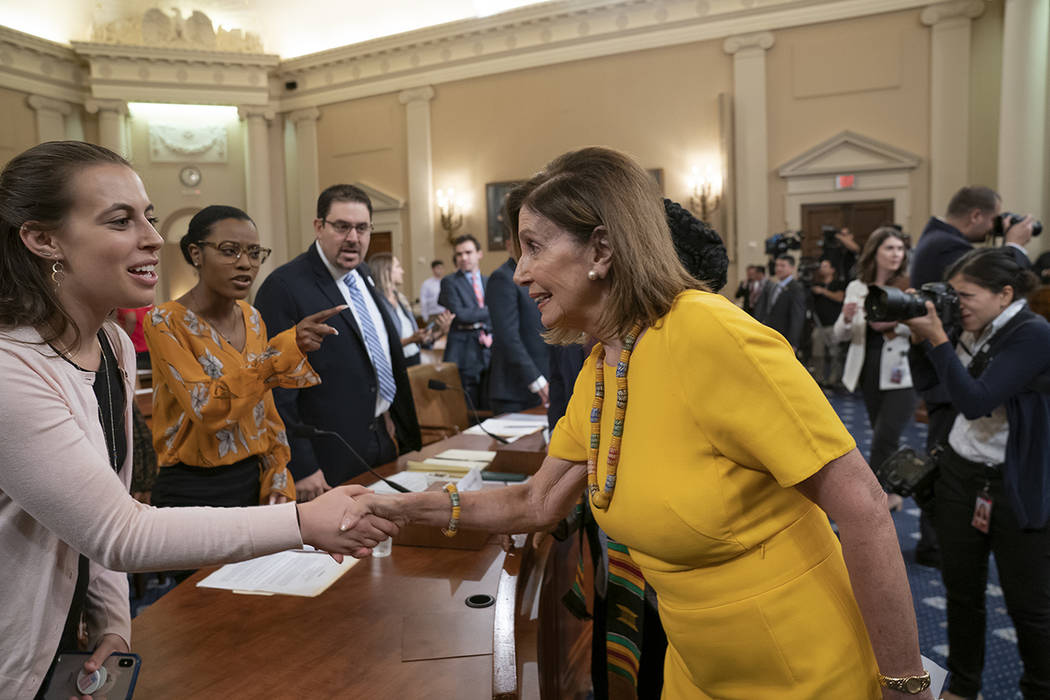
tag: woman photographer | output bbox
[904,247,1050,699]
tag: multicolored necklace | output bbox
[587,322,642,510]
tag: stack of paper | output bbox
[463,413,548,442]
[197,547,358,597]
[405,448,497,475]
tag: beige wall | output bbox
[969,0,1004,192]
[126,116,248,303]
[430,40,732,279]
[766,9,931,244]
[0,86,39,168]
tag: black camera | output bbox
[994,211,1043,237]
[864,282,960,330]
[876,447,938,507]
[764,230,802,257]
[819,225,840,250]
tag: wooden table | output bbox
[129,431,592,699]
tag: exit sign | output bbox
[835,174,856,190]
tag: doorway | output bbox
[800,199,896,259]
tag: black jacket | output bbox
[486,258,548,408]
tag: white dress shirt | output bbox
[419,276,445,318]
[316,242,393,417]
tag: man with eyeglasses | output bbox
[256,184,421,500]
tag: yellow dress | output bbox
[145,300,320,503]
[548,290,880,699]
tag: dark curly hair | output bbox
[663,198,728,292]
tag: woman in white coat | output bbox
[833,227,916,483]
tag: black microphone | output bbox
[426,379,509,444]
[286,422,411,493]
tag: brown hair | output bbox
[856,226,910,288]
[510,146,701,345]
[368,252,408,307]
[0,141,130,345]
[946,185,999,218]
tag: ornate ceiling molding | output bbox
[0,26,86,102]
[275,0,933,110]
[72,42,278,105]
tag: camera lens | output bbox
[118,658,134,667]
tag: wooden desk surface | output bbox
[129,427,590,699]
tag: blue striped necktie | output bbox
[344,272,397,403]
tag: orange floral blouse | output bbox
[144,300,319,502]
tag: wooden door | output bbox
[367,230,392,259]
[800,199,895,258]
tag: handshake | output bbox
[295,485,404,560]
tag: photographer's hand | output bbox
[1003,214,1034,247]
[902,301,949,347]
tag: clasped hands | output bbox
[296,485,404,560]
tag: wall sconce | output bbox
[436,188,469,243]
[686,165,723,222]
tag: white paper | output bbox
[368,470,430,494]
[433,449,497,463]
[921,655,947,698]
[197,549,358,597]
[464,415,546,440]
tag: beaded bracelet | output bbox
[441,482,461,537]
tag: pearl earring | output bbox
[587,270,599,281]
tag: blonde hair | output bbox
[511,147,701,345]
[368,253,409,307]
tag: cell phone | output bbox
[425,320,438,332]
[41,651,141,699]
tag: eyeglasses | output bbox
[323,219,372,236]
[198,240,272,265]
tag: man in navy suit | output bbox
[487,241,549,414]
[255,184,420,500]
[754,254,807,352]
[439,234,491,408]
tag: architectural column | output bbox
[238,106,277,284]
[85,100,129,158]
[26,95,72,144]
[399,86,436,289]
[723,32,774,278]
[289,107,321,252]
[998,0,1049,226]
[921,0,984,210]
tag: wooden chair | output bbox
[406,362,471,445]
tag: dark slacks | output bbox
[859,350,917,472]
[936,447,1050,698]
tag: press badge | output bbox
[971,488,993,534]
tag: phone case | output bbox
[41,651,141,700]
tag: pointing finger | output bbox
[306,305,348,324]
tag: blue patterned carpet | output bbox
[827,388,1024,700]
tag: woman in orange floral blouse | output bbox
[145,205,345,507]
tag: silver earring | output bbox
[587,270,599,281]
[51,260,65,288]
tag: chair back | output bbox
[406,362,471,444]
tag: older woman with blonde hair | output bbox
[363,147,932,698]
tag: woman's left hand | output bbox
[902,301,949,346]
[295,305,348,353]
[868,320,897,334]
[72,634,129,699]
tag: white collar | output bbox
[315,241,364,284]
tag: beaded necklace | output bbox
[587,322,642,510]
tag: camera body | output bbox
[819,224,840,250]
[864,281,960,331]
[876,447,938,507]
[994,211,1043,237]
[764,230,802,257]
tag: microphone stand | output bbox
[288,423,411,493]
[427,379,509,444]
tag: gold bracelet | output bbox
[441,482,461,537]
[878,670,931,694]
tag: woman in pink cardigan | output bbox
[0,142,397,697]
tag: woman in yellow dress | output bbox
[363,148,933,698]
[146,205,345,507]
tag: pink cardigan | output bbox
[0,324,303,697]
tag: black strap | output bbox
[965,309,1050,392]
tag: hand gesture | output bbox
[295,305,347,353]
[835,229,860,253]
[902,300,948,346]
[297,485,401,559]
[1003,214,1034,247]
[842,301,858,323]
[72,633,129,700]
[295,469,332,502]
[428,310,454,341]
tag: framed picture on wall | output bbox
[486,180,520,250]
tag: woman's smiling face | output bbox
[512,205,606,332]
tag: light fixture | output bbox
[686,165,723,222]
[436,188,470,243]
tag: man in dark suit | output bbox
[755,254,806,352]
[439,234,491,408]
[255,184,420,500]
[487,248,549,414]
[733,264,766,316]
